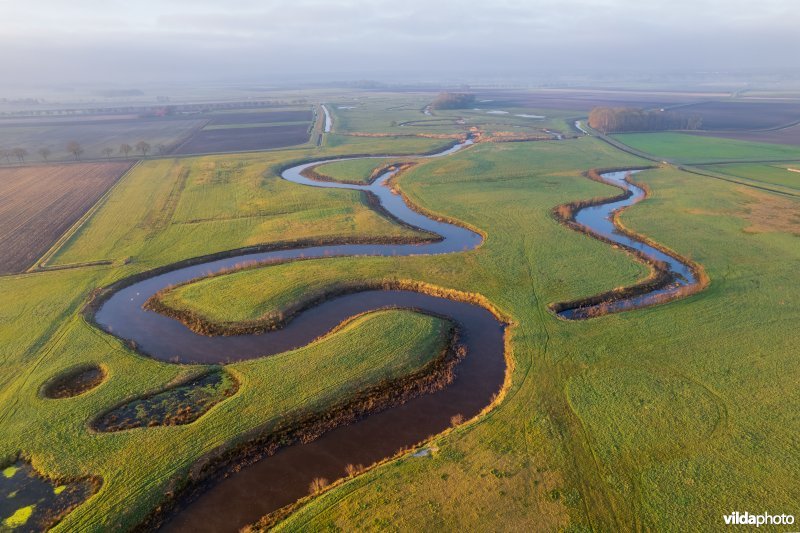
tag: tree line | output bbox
[588,107,703,133]
[0,140,168,164]
[431,92,476,110]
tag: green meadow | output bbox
[311,157,399,183]
[698,162,800,190]
[613,131,800,163]
[1,97,798,531]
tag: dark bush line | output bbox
[431,92,476,110]
[588,107,702,133]
[133,324,463,532]
[549,166,708,317]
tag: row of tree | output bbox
[0,141,167,163]
[587,107,703,133]
[430,92,476,110]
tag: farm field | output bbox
[0,107,317,163]
[471,88,721,112]
[0,161,132,274]
[674,100,800,130]
[612,131,800,163]
[0,117,205,162]
[172,108,315,154]
[172,124,311,154]
[1,92,799,533]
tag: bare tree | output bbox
[156,143,168,156]
[135,141,151,158]
[0,149,10,164]
[37,147,52,162]
[119,143,133,158]
[101,147,114,159]
[66,141,84,161]
[12,148,28,163]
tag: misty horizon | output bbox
[1,0,799,89]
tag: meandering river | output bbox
[91,139,698,531]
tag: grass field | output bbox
[329,96,575,137]
[0,161,132,273]
[689,123,800,146]
[46,151,425,270]
[310,158,398,183]
[697,162,800,190]
[613,132,800,163]
[322,133,456,153]
[1,98,798,531]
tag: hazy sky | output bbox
[1,0,797,86]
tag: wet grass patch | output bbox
[92,369,239,432]
[0,459,98,531]
[41,365,105,399]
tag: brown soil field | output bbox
[0,117,206,162]
[172,124,311,154]
[689,123,800,146]
[473,89,715,112]
[677,101,800,130]
[0,161,131,273]
[206,110,312,125]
